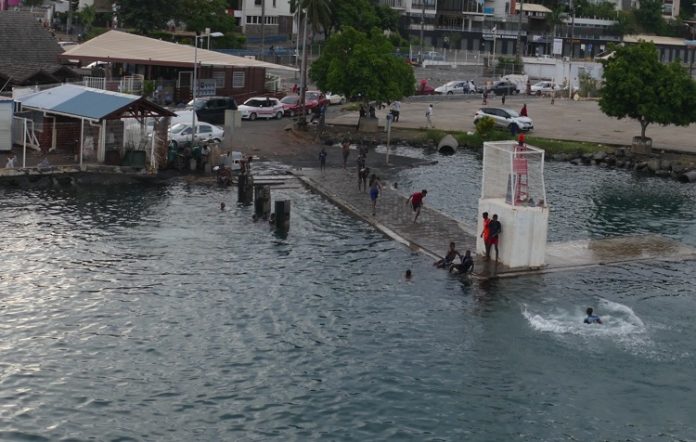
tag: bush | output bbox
[475,116,495,138]
[578,72,600,98]
[454,132,483,148]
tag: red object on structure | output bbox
[513,142,529,204]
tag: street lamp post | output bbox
[192,31,224,147]
[568,0,575,99]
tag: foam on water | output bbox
[521,298,651,353]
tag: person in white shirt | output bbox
[5,153,16,169]
[425,104,433,128]
[390,100,401,122]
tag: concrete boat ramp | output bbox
[292,168,696,279]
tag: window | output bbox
[198,125,212,134]
[212,71,225,88]
[232,71,245,89]
[255,0,261,4]
[273,0,276,6]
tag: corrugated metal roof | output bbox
[60,30,297,72]
[17,84,140,120]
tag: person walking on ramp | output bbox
[425,104,433,128]
[406,189,427,223]
[369,173,382,216]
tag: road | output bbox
[327,94,696,154]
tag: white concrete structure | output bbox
[236,0,295,38]
[476,141,549,268]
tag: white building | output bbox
[233,0,295,41]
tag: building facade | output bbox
[228,0,295,42]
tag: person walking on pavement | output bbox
[520,103,528,117]
[369,173,382,216]
[425,104,434,128]
[390,100,401,122]
[406,189,427,223]
[341,139,350,169]
[319,146,327,174]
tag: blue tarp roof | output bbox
[17,84,140,120]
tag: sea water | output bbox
[0,154,695,440]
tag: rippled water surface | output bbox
[1,157,695,441]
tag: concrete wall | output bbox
[477,198,548,268]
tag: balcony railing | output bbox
[379,0,406,8]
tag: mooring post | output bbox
[274,200,291,231]
[237,173,254,205]
[254,184,271,219]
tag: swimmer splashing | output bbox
[583,307,603,324]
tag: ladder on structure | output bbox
[513,146,529,204]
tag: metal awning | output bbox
[16,84,175,121]
[59,30,297,72]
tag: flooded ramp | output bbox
[545,235,696,270]
[294,168,696,278]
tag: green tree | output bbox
[634,0,665,34]
[78,4,96,33]
[117,0,177,34]
[310,26,415,104]
[599,42,696,140]
[176,0,240,48]
[374,3,400,32]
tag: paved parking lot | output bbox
[328,94,696,154]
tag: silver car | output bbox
[474,107,534,132]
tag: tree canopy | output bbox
[599,42,696,140]
[117,0,173,34]
[310,26,415,103]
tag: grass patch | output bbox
[524,136,606,155]
[341,102,361,112]
[421,129,447,144]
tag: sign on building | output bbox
[553,38,563,56]
[196,79,217,97]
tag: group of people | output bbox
[480,212,502,261]
[433,242,475,274]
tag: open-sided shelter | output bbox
[15,84,175,168]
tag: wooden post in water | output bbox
[254,184,272,219]
[237,173,254,205]
[274,200,291,231]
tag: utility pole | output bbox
[419,0,426,64]
[516,0,525,57]
[568,0,575,99]
[260,0,266,59]
[299,9,309,126]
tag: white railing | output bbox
[119,75,144,95]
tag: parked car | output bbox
[167,122,224,147]
[530,81,561,95]
[422,51,444,61]
[325,92,346,105]
[435,80,479,95]
[280,95,303,117]
[238,97,285,120]
[474,108,534,132]
[487,81,519,96]
[414,80,435,95]
[187,96,237,125]
[305,91,330,110]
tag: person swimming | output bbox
[584,307,602,324]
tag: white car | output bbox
[238,97,284,120]
[474,108,534,132]
[168,122,224,147]
[530,81,561,95]
[325,92,346,105]
[435,80,478,95]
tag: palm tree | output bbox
[291,0,332,127]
